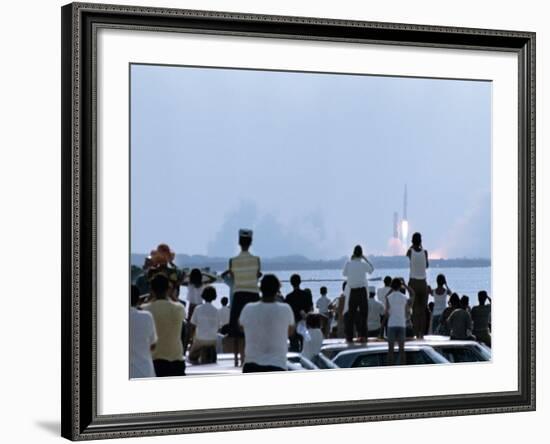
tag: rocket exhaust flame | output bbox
[401,220,409,245]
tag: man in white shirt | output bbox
[385,278,415,365]
[301,314,324,360]
[342,245,374,342]
[376,276,393,337]
[367,286,385,338]
[189,286,220,364]
[239,274,295,372]
[129,285,157,378]
[376,276,393,303]
[316,286,331,337]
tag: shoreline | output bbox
[130,254,491,273]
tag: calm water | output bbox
[191,267,491,309]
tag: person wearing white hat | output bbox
[228,229,262,366]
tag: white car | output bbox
[331,344,450,368]
[407,336,491,363]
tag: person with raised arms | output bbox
[406,232,429,339]
[385,278,415,365]
[342,245,374,343]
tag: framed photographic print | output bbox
[61,2,536,440]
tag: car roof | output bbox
[334,344,434,357]
[408,339,483,348]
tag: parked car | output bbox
[320,339,384,360]
[286,353,317,370]
[408,338,491,363]
[309,353,340,370]
[332,344,449,368]
[321,335,491,364]
[186,352,330,375]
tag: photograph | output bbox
[129,63,493,379]
[60,2,535,439]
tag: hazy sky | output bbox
[130,64,491,259]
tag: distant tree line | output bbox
[130,253,490,274]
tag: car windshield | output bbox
[351,350,435,367]
[321,348,345,360]
[433,346,486,363]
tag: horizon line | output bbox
[130,252,491,261]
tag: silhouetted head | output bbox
[221,296,229,307]
[290,273,301,289]
[390,277,402,291]
[238,229,253,251]
[304,288,313,298]
[436,274,446,287]
[260,274,281,300]
[131,285,140,307]
[201,286,217,303]
[478,290,489,305]
[320,286,327,296]
[368,286,376,298]
[239,236,251,251]
[150,274,169,300]
[412,232,422,247]
[449,292,461,309]
[306,313,321,329]
[189,268,203,288]
[384,275,392,287]
[353,245,363,258]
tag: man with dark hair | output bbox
[130,285,157,378]
[385,278,414,365]
[342,244,374,342]
[142,275,186,377]
[471,291,491,347]
[439,293,461,336]
[188,286,220,364]
[239,274,295,373]
[316,286,331,337]
[284,273,313,351]
[377,275,393,303]
[447,295,475,340]
[406,232,429,339]
[377,275,393,337]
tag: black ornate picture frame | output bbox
[61,2,535,440]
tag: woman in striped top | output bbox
[227,229,262,366]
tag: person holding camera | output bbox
[342,245,374,343]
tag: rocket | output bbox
[392,184,409,244]
[401,184,409,244]
[403,184,407,220]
